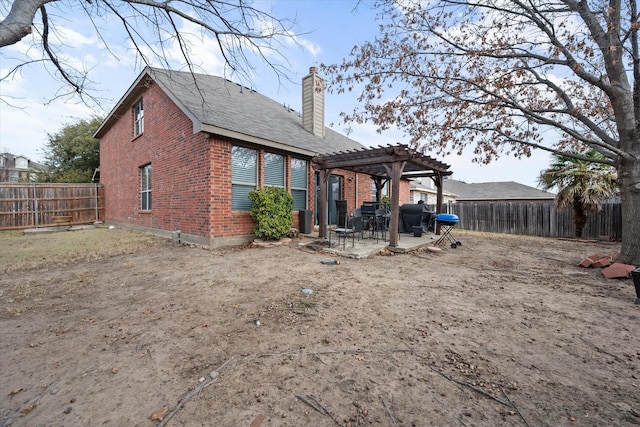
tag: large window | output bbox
[232,146,257,211]
[291,158,308,211]
[264,152,285,187]
[140,164,152,211]
[133,99,144,137]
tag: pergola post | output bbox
[435,172,444,235]
[388,160,405,247]
[318,169,331,238]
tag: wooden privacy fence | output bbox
[0,183,104,230]
[449,201,622,240]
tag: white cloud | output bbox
[442,147,552,187]
[134,16,227,76]
[51,25,97,48]
[296,37,322,57]
[0,94,98,162]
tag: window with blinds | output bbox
[264,153,285,187]
[291,158,308,211]
[232,146,257,211]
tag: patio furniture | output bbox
[374,208,390,242]
[329,213,360,250]
[335,200,348,227]
[352,208,364,240]
[360,202,377,236]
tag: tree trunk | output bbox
[572,199,587,238]
[618,151,640,266]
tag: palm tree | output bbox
[538,150,618,238]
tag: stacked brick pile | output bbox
[579,253,637,279]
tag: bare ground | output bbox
[0,228,638,427]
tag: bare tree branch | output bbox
[39,5,82,94]
[324,0,640,264]
[0,0,297,106]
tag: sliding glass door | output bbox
[314,173,343,225]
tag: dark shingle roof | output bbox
[443,180,555,200]
[149,68,364,155]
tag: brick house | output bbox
[95,66,408,247]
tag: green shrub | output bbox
[248,187,294,240]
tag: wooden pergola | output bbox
[312,144,453,247]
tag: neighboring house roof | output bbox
[95,67,364,156]
[442,179,555,201]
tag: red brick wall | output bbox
[340,171,373,213]
[399,179,411,205]
[99,81,211,238]
[208,137,255,238]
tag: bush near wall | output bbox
[248,187,294,240]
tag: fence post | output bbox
[32,183,39,228]
[94,183,99,223]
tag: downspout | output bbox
[435,173,443,235]
[355,174,358,208]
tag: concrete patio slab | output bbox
[300,231,443,259]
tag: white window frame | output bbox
[133,98,144,137]
[140,164,152,211]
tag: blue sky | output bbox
[0,0,552,188]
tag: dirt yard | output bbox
[0,228,638,427]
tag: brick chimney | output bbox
[301,66,325,137]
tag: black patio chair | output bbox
[360,202,376,236]
[329,213,360,250]
[374,208,389,242]
[352,208,364,240]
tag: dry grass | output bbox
[0,227,165,273]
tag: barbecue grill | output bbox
[434,213,462,248]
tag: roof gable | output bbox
[96,67,364,156]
